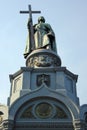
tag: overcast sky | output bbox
[0,0,87,105]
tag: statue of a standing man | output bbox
[24,16,57,58]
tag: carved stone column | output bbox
[73,119,85,130]
[2,120,14,130]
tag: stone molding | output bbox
[14,121,74,129]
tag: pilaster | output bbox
[74,119,85,130]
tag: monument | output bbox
[0,5,87,130]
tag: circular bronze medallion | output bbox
[35,102,53,118]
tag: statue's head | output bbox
[38,16,45,23]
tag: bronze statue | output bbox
[24,16,57,58]
[20,5,57,58]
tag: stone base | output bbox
[26,49,61,67]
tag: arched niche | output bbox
[14,97,72,121]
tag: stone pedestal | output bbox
[26,49,61,67]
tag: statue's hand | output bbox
[47,32,52,36]
[27,18,32,28]
[47,32,54,39]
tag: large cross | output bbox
[20,5,41,53]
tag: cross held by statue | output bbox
[20,5,41,54]
[20,5,41,19]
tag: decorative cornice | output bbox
[9,66,78,82]
[15,121,73,128]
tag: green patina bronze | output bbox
[24,16,57,58]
